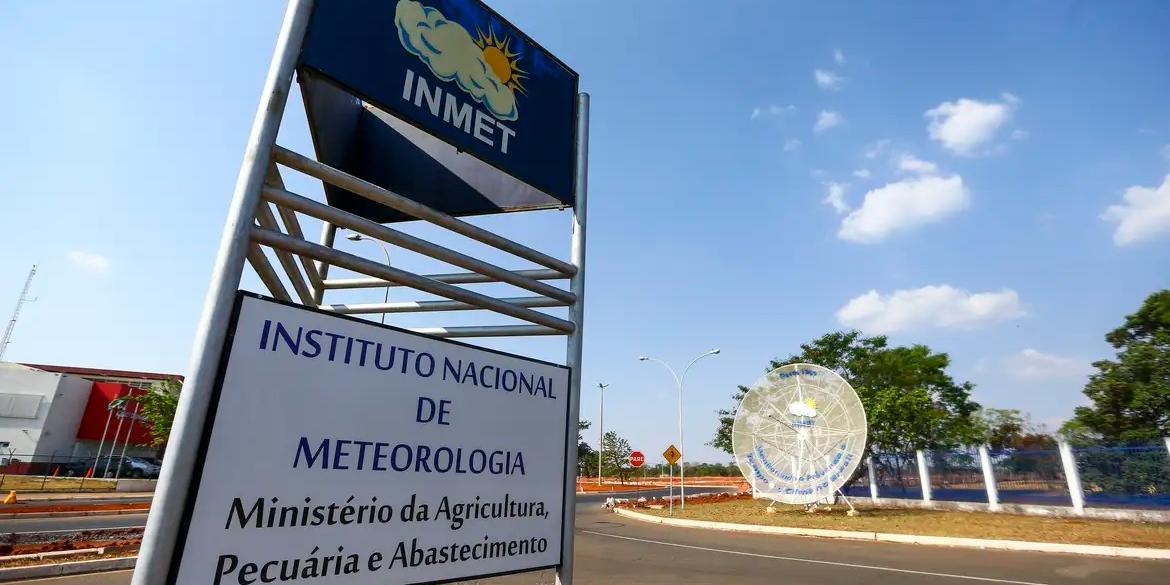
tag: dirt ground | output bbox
[0,501,150,515]
[0,528,143,556]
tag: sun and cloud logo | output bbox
[394,0,525,121]
[788,397,819,427]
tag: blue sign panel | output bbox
[299,0,578,211]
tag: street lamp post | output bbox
[639,349,720,510]
[346,233,391,324]
[597,383,609,486]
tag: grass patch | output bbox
[637,498,1170,549]
[0,476,117,493]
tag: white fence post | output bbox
[1164,437,1170,459]
[916,450,932,502]
[867,456,879,502]
[1057,440,1085,514]
[978,445,999,511]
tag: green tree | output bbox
[711,331,982,457]
[600,430,633,483]
[135,378,182,448]
[576,420,596,476]
[1065,290,1170,443]
[974,408,1026,450]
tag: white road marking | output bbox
[580,530,1053,585]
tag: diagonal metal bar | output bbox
[323,268,566,290]
[321,295,567,315]
[254,202,313,304]
[271,145,576,276]
[262,185,575,304]
[312,223,337,305]
[250,227,575,333]
[266,164,323,295]
[408,325,565,338]
[245,243,291,302]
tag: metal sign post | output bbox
[663,445,681,516]
[133,1,588,583]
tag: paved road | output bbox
[9,491,1168,584]
[0,513,149,534]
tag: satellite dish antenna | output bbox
[732,363,867,508]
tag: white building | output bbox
[0,363,93,458]
[0,362,180,462]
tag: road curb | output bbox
[612,507,1170,560]
[0,556,136,582]
[0,508,149,520]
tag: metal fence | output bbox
[990,448,1068,506]
[0,453,160,492]
[1076,443,1170,509]
[843,439,1170,511]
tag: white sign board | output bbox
[171,293,570,585]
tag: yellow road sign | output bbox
[663,444,682,465]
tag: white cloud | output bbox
[837,285,1024,333]
[925,93,1018,155]
[69,250,111,274]
[838,175,969,243]
[751,104,796,120]
[897,153,938,175]
[834,49,846,65]
[853,169,871,179]
[395,0,517,120]
[783,138,802,152]
[814,110,844,134]
[822,182,849,214]
[814,69,844,91]
[1101,173,1170,246]
[1004,349,1091,380]
[863,139,890,159]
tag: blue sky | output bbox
[1,1,1168,465]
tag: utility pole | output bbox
[0,265,37,362]
[597,383,609,486]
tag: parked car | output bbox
[59,456,161,479]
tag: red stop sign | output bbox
[629,451,645,468]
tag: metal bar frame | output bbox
[254,201,313,304]
[410,325,565,338]
[245,243,290,302]
[272,145,577,276]
[132,1,316,582]
[251,227,574,332]
[557,92,590,585]
[133,0,589,580]
[323,268,565,289]
[267,164,324,295]
[311,222,337,305]
[321,295,566,314]
[261,185,575,303]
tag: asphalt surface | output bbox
[7,488,1169,584]
[0,513,149,534]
